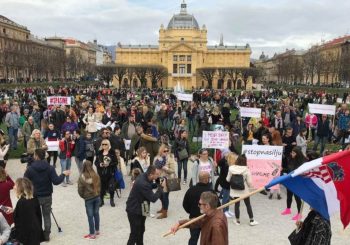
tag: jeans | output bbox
[221,188,230,212]
[189,228,201,245]
[38,196,52,236]
[286,189,302,213]
[127,212,146,245]
[188,118,196,133]
[160,192,169,210]
[8,127,18,149]
[234,197,254,220]
[60,158,71,182]
[75,157,84,174]
[312,135,327,154]
[85,197,100,235]
[177,159,188,180]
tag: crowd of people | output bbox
[0,84,345,244]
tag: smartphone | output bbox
[0,205,11,213]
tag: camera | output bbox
[20,153,34,165]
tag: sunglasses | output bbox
[102,144,108,146]
[164,150,169,153]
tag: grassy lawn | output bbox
[0,124,25,159]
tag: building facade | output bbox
[0,15,65,82]
[115,1,252,89]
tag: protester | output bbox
[171,191,228,245]
[130,147,150,174]
[182,171,214,245]
[95,139,117,207]
[84,132,95,163]
[126,165,165,245]
[191,148,215,189]
[23,116,39,150]
[0,167,14,226]
[78,160,101,240]
[44,123,60,167]
[27,129,48,155]
[312,114,331,154]
[73,129,86,174]
[83,107,98,139]
[59,131,75,186]
[154,144,176,219]
[12,177,44,245]
[24,148,70,241]
[173,129,190,184]
[226,154,258,226]
[5,105,20,150]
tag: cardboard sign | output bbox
[308,104,336,116]
[240,107,261,118]
[176,93,193,102]
[242,145,283,190]
[46,141,59,152]
[47,96,71,106]
[202,131,229,149]
[124,140,131,150]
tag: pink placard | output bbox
[247,159,282,190]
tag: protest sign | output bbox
[176,93,193,102]
[47,96,71,106]
[124,140,131,150]
[308,103,336,115]
[240,107,261,118]
[46,141,59,152]
[242,145,283,190]
[202,131,229,149]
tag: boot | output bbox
[110,199,115,207]
[157,210,168,219]
[157,208,164,214]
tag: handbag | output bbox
[230,174,245,190]
[178,148,188,161]
[288,227,303,245]
[166,177,181,192]
[114,169,125,189]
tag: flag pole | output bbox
[162,186,266,238]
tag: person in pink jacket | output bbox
[305,113,318,141]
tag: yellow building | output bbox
[115,1,252,89]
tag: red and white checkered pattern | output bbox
[303,165,332,184]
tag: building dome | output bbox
[167,1,199,30]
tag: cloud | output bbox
[1,0,349,58]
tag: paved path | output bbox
[6,159,350,245]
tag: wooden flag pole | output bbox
[162,186,266,238]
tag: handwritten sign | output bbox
[240,107,261,118]
[46,141,59,152]
[242,145,283,190]
[202,131,229,149]
[176,93,193,102]
[47,96,71,106]
[308,104,336,116]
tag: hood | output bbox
[31,160,50,172]
[229,165,249,175]
[141,133,157,142]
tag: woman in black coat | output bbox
[95,139,117,208]
[13,177,44,245]
[173,130,190,184]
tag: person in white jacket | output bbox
[226,154,258,226]
[0,212,10,244]
[296,128,308,157]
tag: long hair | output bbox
[15,177,34,199]
[271,130,283,146]
[227,152,238,166]
[0,167,6,182]
[81,161,100,196]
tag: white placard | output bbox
[308,104,336,116]
[202,131,229,149]
[337,98,343,104]
[46,141,59,152]
[124,140,131,150]
[47,96,71,106]
[240,107,261,118]
[176,93,193,102]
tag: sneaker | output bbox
[234,220,241,226]
[61,183,67,187]
[228,211,235,217]
[268,193,273,200]
[225,211,233,218]
[277,194,282,200]
[281,208,291,215]
[292,213,302,221]
[249,220,259,226]
[183,180,187,185]
[84,234,96,240]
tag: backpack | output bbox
[229,174,245,190]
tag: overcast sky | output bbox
[2,0,350,58]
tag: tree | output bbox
[114,64,128,88]
[226,68,240,89]
[148,65,167,88]
[96,64,116,85]
[198,67,216,89]
[133,65,148,88]
[241,67,255,90]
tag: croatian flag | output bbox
[265,150,350,228]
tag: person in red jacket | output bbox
[59,131,75,186]
[0,167,14,225]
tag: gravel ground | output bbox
[5,159,350,245]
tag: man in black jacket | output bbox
[24,149,70,241]
[182,171,212,245]
[126,165,165,245]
